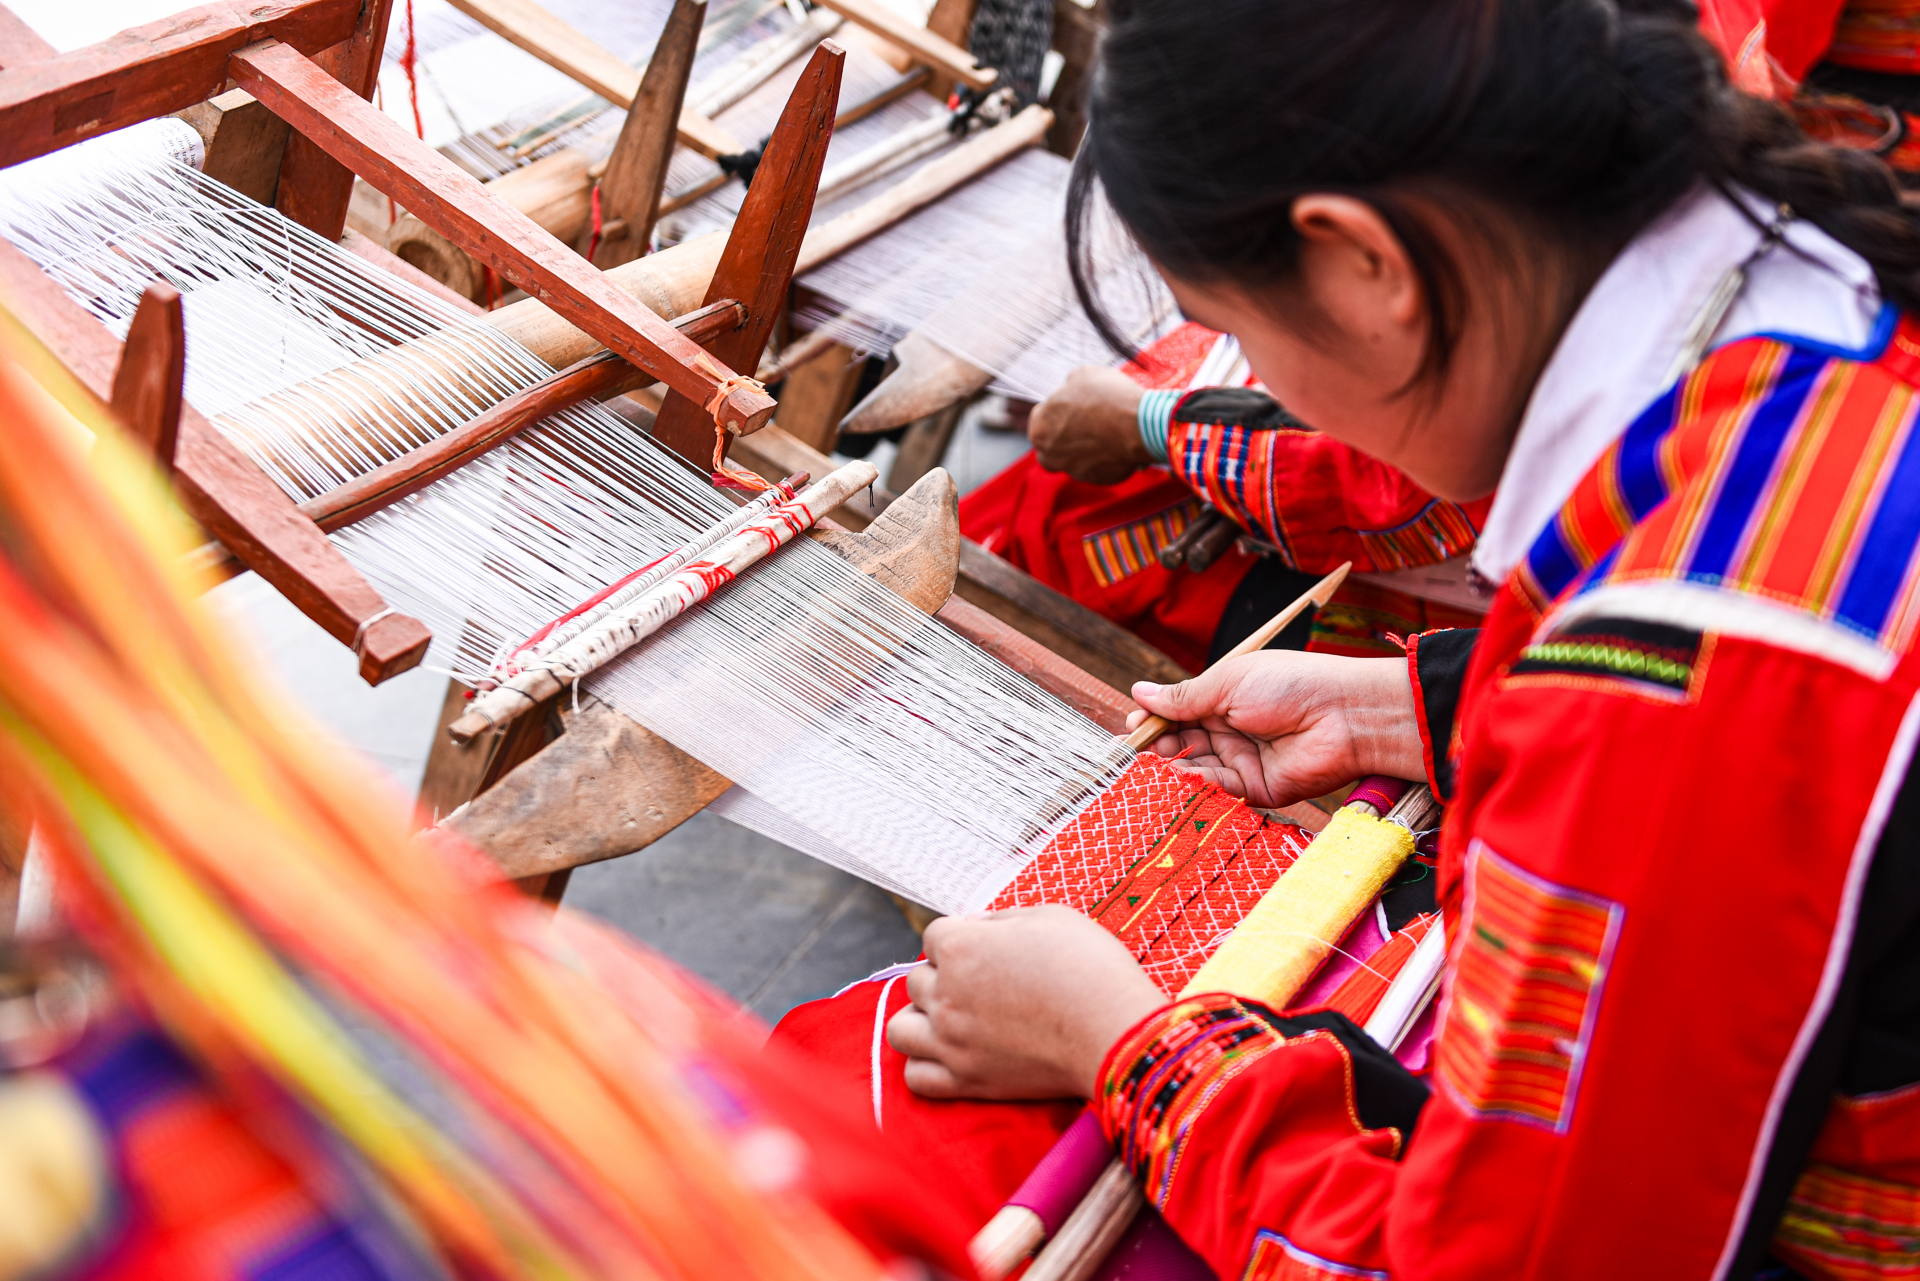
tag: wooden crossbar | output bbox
[230,38,779,437]
[0,237,432,682]
[0,0,362,166]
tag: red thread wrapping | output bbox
[401,0,425,140]
[585,183,605,263]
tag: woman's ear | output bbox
[1290,194,1423,331]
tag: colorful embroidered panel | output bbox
[1082,498,1204,588]
[1436,841,1623,1133]
[1506,618,1705,703]
[1097,992,1285,1207]
[1357,499,1484,574]
[1242,1229,1391,1281]
[1773,1161,1920,1281]
[1519,324,1920,664]
[993,754,1311,994]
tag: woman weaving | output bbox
[875,0,1920,1275]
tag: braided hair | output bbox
[1069,0,1920,370]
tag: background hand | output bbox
[1127,650,1423,806]
[1029,366,1152,484]
[886,906,1167,1100]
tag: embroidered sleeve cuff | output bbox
[1137,388,1181,463]
[1094,992,1284,1207]
[1407,627,1479,803]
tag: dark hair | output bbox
[1068,0,1920,372]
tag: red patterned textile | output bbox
[991,753,1313,994]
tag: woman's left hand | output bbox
[886,906,1168,1100]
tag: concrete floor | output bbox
[208,405,1029,1025]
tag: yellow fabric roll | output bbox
[1180,807,1415,1007]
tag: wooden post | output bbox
[921,0,977,102]
[888,398,965,493]
[773,340,865,454]
[1046,0,1103,157]
[0,238,432,683]
[110,283,186,475]
[582,0,702,270]
[174,88,294,205]
[651,42,844,467]
[273,0,394,239]
[230,38,777,433]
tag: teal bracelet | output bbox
[1137,388,1180,462]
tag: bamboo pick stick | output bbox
[1122,561,1348,751]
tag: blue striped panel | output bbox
[1617,380,1683,520]
[1526,514,1585,602]
[1835,396,1920,639]
[1686,347,1825,584]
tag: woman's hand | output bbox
[1029,367,1152,484]
[887,907,1167,1100]
[1128,650,1424,806]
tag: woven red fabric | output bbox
[993,754,1313,994]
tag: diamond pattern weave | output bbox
[992,755,1314,993]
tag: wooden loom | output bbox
[0,0,1157,898]
[364,0,1181,699]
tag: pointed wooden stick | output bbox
[110,282,185,474]
[582,0,703,269]
[652,41,844,468]
[1123,561,1349,750]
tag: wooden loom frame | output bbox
[0,0,1158,899]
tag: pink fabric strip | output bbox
[1345,775,1411,815]
[1005,1109,1114,1233]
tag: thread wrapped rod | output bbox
[450,460,879,741]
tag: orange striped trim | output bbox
[1773,1162,1920,1280]
[1436,841,1622,1132]
[1082,498,1203,588]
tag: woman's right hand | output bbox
[1128,650,1425,806]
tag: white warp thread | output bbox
[0,133,1126,913]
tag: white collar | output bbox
[1470,185,1885,587]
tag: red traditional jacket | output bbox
[1093,197,1920,1279]
[959,325,1485,669]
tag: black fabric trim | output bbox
[1174,387,1310,432]
[1244,1006,1430,1143]
[1729,743,1920,1276]
[1206,558,1322,666]
[1412,628,1478,801]
[1509,617,1702,696]
[1380,860,1439,934]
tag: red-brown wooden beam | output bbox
[273,0,393,240]
[652,42,842,467]
[230,39,780,437]
[0,0,362,166]
[0,4,55,69]
[110,283,186,475]
[0,239,431,684]
[299,299,744,532]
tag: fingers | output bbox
[901,1056,968,1098]
[1131,671,1223,727]
[886,1002,938,1059]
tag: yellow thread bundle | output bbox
[1180,807,1416,1006]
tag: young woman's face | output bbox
[1158,195,1549,503]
